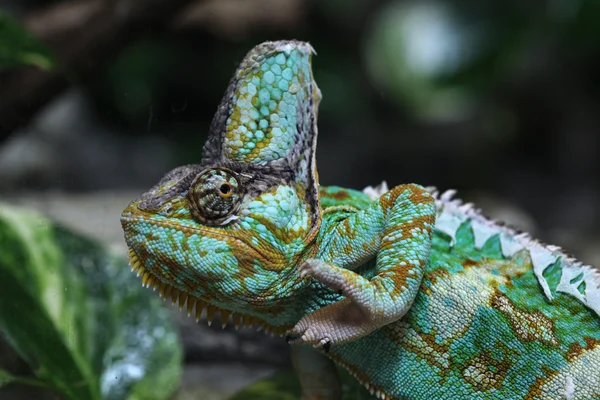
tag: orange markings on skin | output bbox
[406,186,432,205]
[420,269,451,295]
[462,259,478,268]
[491,291,559,346]
[129,247,295,333]
[566,336,600,361]
[379,184,431,211]
[343,243,354,255]
[461,349,513,391]
[382,214,435,244]
[396,328,452,373]
[341,218,359,241]
[376,214,435,298]
[523,365,559,400]
[375,268,414,298]
[361,241,374,254]
[322,190,350,201]
[250,214,311,246]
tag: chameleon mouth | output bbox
[127,248,290,336]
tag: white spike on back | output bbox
[427,187,600,317]
[363,181,389,201]
[529,248,559,301]
[565,376,575,400]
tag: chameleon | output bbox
[120,40,600,399]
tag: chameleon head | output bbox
[121,40,322,332]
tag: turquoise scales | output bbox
[121,41,600,399]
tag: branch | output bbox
[0,0,195,139]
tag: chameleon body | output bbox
[120,41,600,399]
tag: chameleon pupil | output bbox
[219,184,231,194]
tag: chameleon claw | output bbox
[285,330,304,345]
[298,259,324,280]
[298,261,311,279]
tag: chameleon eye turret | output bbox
[188,168,242,225]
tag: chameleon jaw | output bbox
[127,248,291,336]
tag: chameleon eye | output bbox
[188,168,242,225]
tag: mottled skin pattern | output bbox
[121,41,600,399]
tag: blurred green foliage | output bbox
[0,10,54,69]
[2,0,600,201]
[362,0,600,121]
[229,370,302,400]
[230,367,377,400]
[0,204,182,400]
[106,40,182,126]
[92,0,600,140]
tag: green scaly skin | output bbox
[121,41,600,400]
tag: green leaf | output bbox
[0,206,97,399]
[0,370,16,388]
[0,369,53,390]
[0,11,54,69]
[0,204,182,400]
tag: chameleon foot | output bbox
[289,259,386,347]
[287,298,368,348]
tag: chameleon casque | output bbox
[120,40,600,399]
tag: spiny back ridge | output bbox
[425,186,600,317]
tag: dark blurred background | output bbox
[2,0,599,233]
[1,0,599,397]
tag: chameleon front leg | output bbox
[288,184,435,347]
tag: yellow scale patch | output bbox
[223,49,310,164]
